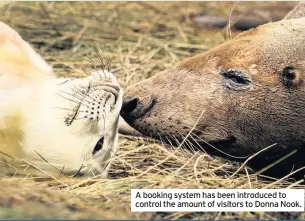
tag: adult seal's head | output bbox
[0,22,123,177]
[121,18,305,179]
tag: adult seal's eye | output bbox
[220,69,252,90]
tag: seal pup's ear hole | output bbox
[281,66,302,88]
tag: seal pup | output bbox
[121,12,305,178]
[0,22,123,177]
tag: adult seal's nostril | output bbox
[121,97,139,115]
[121,95,155,122]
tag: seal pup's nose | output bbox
[120,95,154,123]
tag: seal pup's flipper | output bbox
[0,22,53,89]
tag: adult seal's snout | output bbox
[121,95,154,123]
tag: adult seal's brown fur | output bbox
[121,8,305,179]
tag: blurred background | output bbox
[0,2,303,220]
[0,2,297,87]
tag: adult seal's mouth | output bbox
[118,116,143,137]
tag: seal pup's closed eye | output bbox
[0,22,123,177]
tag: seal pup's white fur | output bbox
[0,22,123,177]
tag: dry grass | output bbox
[0,2,304,220]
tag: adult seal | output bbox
[121,6,305,179]
[0,22,123,177]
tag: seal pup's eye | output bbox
[220,69,252,90]
[93,137,104,155]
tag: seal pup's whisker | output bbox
[91,47,109,74]
[84,53,101,77]
[51,107,87,113]
[72,164,85,178]
[59,92,92,107]
[70,86,96,102]
[56,92,84,105]
[83,47,113,81]
[34,150,69,178]
[58,165,66,178]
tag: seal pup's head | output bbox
[0,22,123,177]
[22,70,123,177]
[121,18,305,177]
